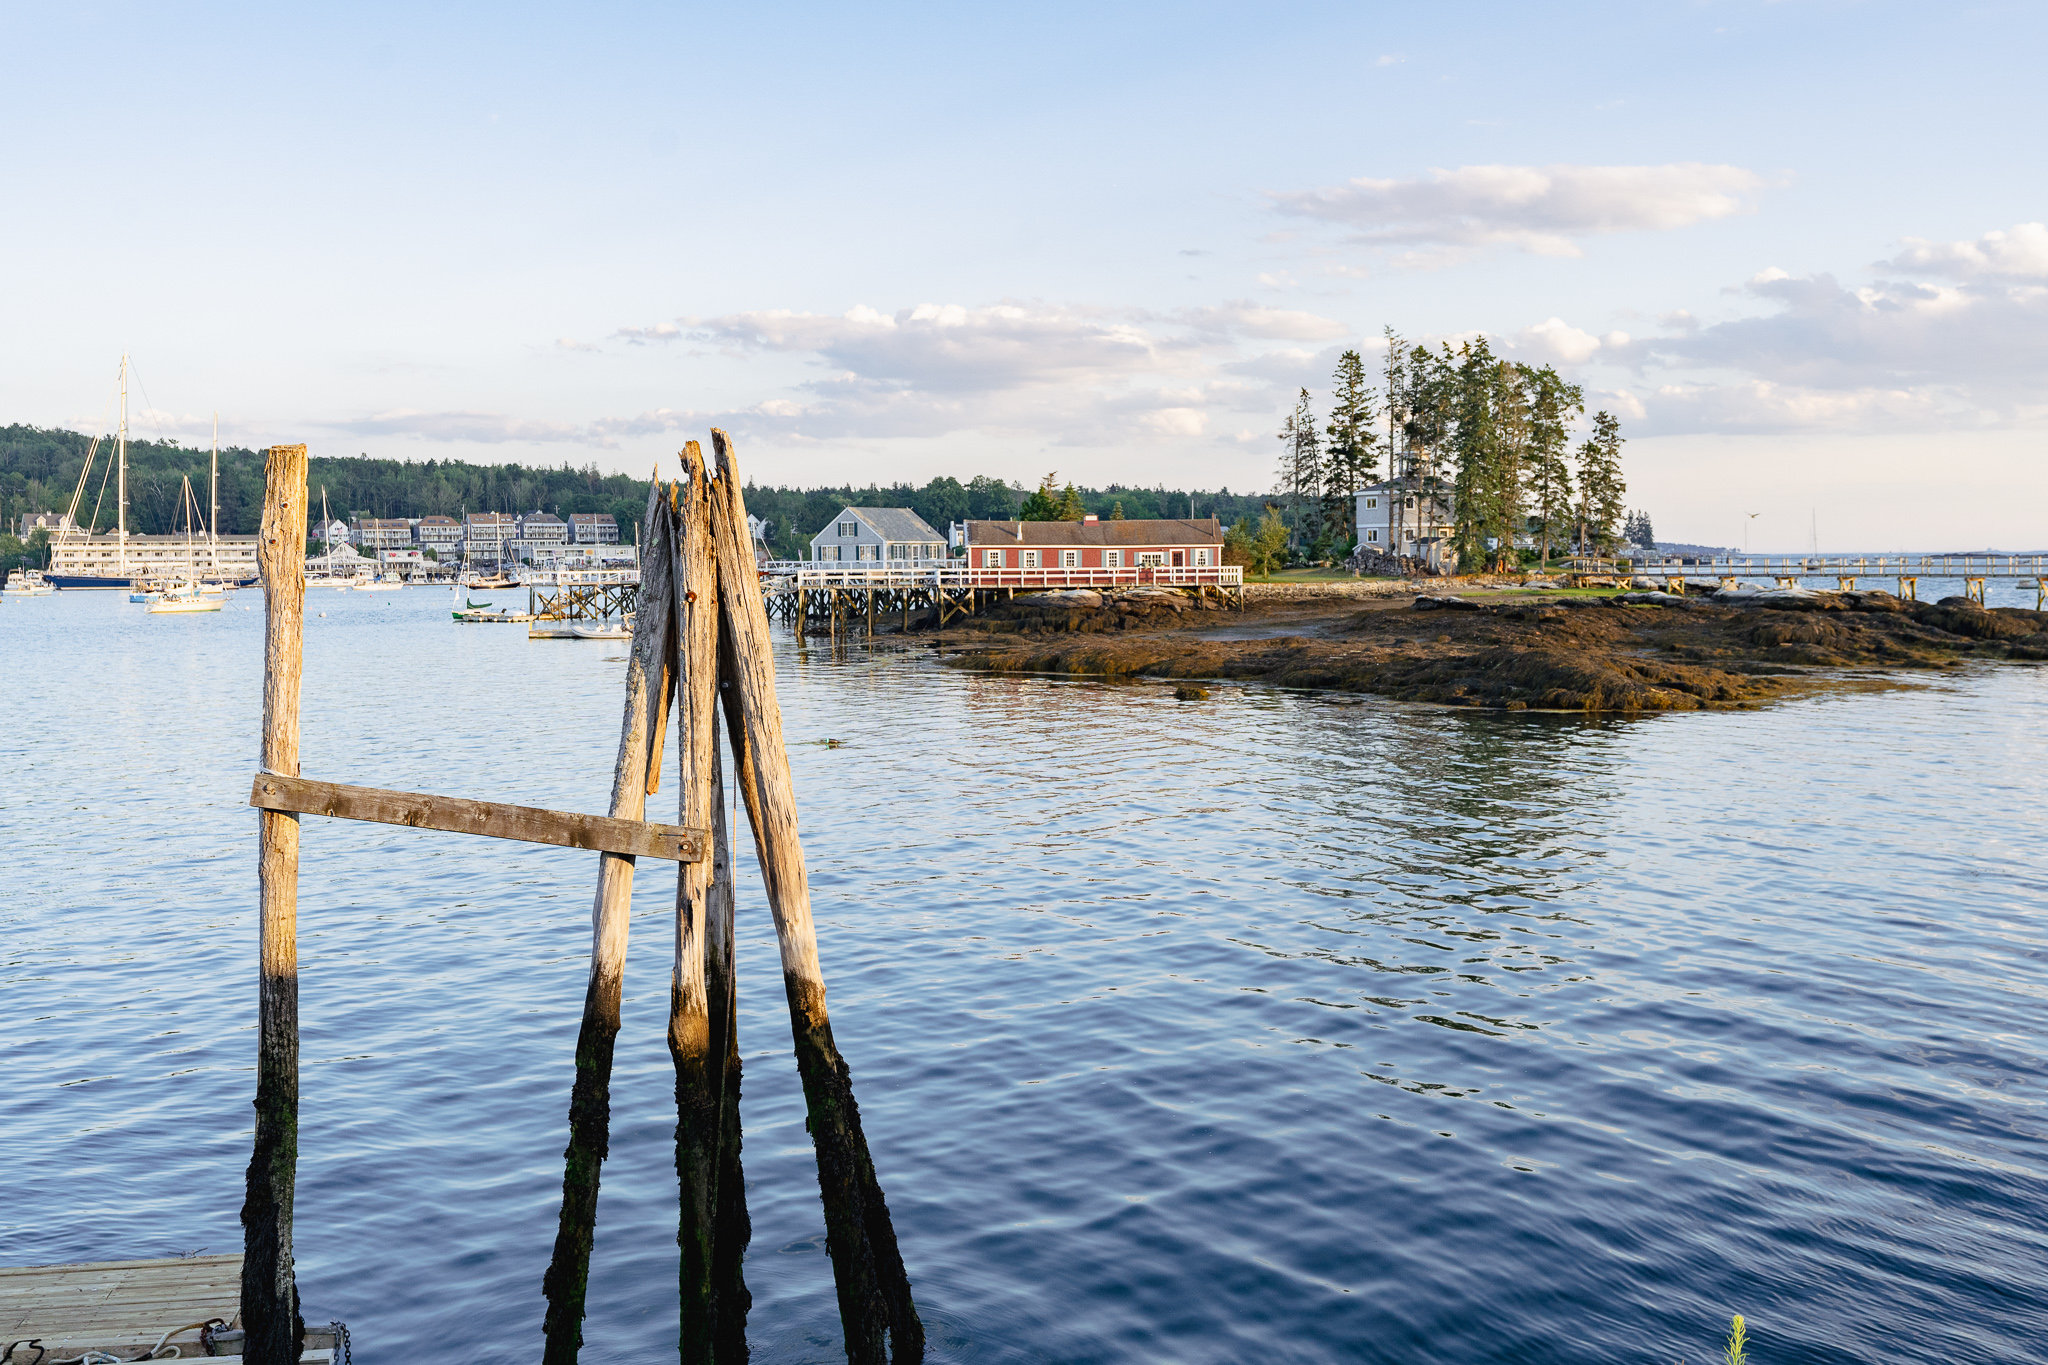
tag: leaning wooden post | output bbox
[541,477,678,1365]
[706,429,923,1364]
[705,733,751,1362]
[241,443,309,1365]
[669,447,751,1359]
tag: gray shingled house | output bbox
[807,507,949,564]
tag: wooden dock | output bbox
[0,1255,341,1360]
[759,561,1247,631]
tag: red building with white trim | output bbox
[962,515,1229,583]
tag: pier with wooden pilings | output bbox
[233,439,921,1365]
[1626,553,2048,608]
[525,567,642,622]
[761,562,1247,634]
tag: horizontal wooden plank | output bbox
[0,1255,241,1277]
[250,773,707,862]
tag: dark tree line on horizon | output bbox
[0,423,1289,573]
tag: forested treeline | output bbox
[0,423,1282,571]
[0,425,656,543]
[1272,332,1635,571]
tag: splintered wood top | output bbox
[1,1255,248,1357]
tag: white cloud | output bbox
[613,322,683,344]
[1509,317,1603,365]
[689,302,1176,393]
[1173,299,1347,340]
[657,299,1342,446]
[326,410,588,443]
[1605,237,2048,434]
[1269,162,1764,259]
[1625,269,2048,398]
[1878,222,2048,280]
[1637,382,1942,435]
[555,337,600,353]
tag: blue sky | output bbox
[5,1,2044,546]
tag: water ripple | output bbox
[3,591,2046,1363]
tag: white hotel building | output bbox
[49,531,260,582]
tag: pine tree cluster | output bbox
[1271,334,1633,571]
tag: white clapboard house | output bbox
[807,507,948,564]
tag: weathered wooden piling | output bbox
[242,443,309,1365]
[541,480,678,1365]
[669,445,752,1359]
[233,442,915,1364]
[706,429,924,1364]
[704,737,751,1362]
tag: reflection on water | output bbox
[4,589,2046,1365]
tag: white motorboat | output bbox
[4,570,56,596]
[147,586,223,613]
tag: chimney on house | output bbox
[1083,514,1098,524]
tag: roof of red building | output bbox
[964,517,1221,546]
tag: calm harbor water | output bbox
[5,587,2046,1364]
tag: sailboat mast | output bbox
[117,355,129,575]
[210,413,220,579]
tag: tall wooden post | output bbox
[542,479,677,1364]
[670,445,751,1359]
[705,735,750,1360]
[242,443,308,1365]
[706,430,923,1364]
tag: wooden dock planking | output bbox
[0,1254,333,1359]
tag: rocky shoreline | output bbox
[915,584,2048,712]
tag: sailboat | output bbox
[147,477,224,614]
[200,415,232,592]
[48,357,140,589]
[48,362,256,590]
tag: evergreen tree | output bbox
[1019,471,1064,521]
[1574,411,1628,556]
[1448,340,1519,571]
[1519,364,1582,568]
[1274,388,1321,555]
[1321,349,1380,551]
[1400,345,1456,564]
[1055,482,1086,521]
[1621,509,1656,550]
[1108,500,1125,520]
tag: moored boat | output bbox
[147,586,224,613]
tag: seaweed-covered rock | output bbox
[1015,589,1103,607]
[1912,602,2041,640]
[1414,595,1479,612]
